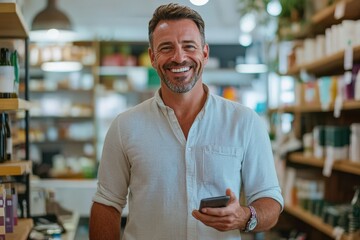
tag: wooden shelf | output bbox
[286,45,360,76]
[6,218,33,240]
[286,0,360,40]
[0,98,32,111]
[0,3,29,38]
[284,205,354,240]
[312,0,360,27]
[0,160,32,176]
[288,152,360,176]
[268,100,360,114]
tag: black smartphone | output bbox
[199,195,230,211]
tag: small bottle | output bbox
[0,113,7,162]
[355,69,360,101]
[0,48,15,98]
[10,50,19,98]
[4,113,12,160]
[349,186,360,233]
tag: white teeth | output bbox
[171,67,190,73]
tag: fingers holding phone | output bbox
[199,195,230,213]
[192,189,244,231]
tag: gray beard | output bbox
[162,75,199,93]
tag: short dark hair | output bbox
[148,3,206,48]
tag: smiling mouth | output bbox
[170,66,191,73]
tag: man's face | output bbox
[149,19,209,93]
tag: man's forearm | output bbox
[250,197,282,232]
[89,202,122,240]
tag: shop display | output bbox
[0,2,33,239]
[271,0,360,239]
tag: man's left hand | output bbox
[192,188,249,232]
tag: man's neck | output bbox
[160,82,207,138]
[160,82,206,118]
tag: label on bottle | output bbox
[0,66,14,94]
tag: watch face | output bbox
[248,218,257,230]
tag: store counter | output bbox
[30,179,129,217]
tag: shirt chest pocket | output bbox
[201,145,243,186]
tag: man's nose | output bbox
[172,47,186,63]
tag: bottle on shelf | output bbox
[0,113,7,162]
[4,113,12,160]
[349,186,360,234]
[0,48,15,98]
[10,50,19,98]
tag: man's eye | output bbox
[185,45,196,50]
[160,47,172,52]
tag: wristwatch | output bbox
[243,205,258,232]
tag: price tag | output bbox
[344,71,352,85]
[344,43,353,70]
[334,94,343,118]
[334,1,345,19]
[332,226,345,240]
[334,78,344,118]
[323,148,335,177]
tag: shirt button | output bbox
[187,147,192,151]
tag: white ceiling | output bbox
[19,0,244,44]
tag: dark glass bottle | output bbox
[349,186,360,233]
[4,113,12,160]
[0,113,7,162]
[0,48,8,65]
[10,50,19,98]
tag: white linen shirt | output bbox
[93,85,284,240]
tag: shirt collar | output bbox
[154,84,210,120]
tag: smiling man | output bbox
[89,3,283,240]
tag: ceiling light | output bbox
[190,0,209,6]
[235,64,268,74]
[31,0,76,42]
[239,13,256,33]
[32,0,72,31]
[41,61,83,72]
[267,0,282,16]
[238,34,252,47]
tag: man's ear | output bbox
[203,44,209,65]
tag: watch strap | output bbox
[244,205,257,232]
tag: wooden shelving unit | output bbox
[0,98,32,111]
[0,161,32,176]
[288,152,360,176]
[286,45,360,76]
[284,205,357,240]
[272,0,360,238]
[1,2,32,238]
[269,100,360,114]
[312,0,360,27]
[0,2,28,38]
[5,218,34,240]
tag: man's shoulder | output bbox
[210,93,251,112]
[115,97,156,120]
